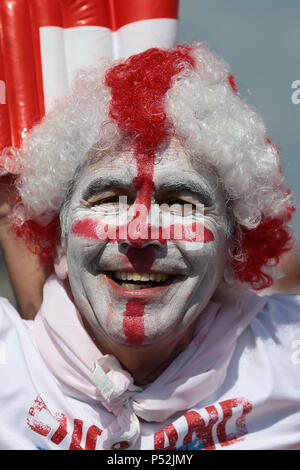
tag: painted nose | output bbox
[119,237,164,250]
[122,244,157,273]
[119,215,165,250]
[124,205,165,249]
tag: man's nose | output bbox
[121,198,164,249]
[119,243,159,273]
[119,237,164,250]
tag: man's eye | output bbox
[97,196,120,205]
[160,200,197,216]
[86,195,127,207]
[166,199,185,205]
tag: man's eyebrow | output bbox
[82,177,130,200]
[155,180,214,205]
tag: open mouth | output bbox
[105,271,175,290]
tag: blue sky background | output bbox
[179,0,300,231]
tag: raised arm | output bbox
[0,175,51,319]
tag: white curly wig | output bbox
[3,43,294,289]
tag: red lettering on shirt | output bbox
[154,397,253,450]
[27,395,51,437]
[27,395,103,450]
[183,406,218,450]
[217,397,253,447]
[50,413,67,444]
[154,423,179,450]
[85,425,103,450]
[27,395,252,449]
[69,419,84,450]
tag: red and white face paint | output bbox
[59,139,230,348]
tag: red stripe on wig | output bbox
[105,45,195,154]
[11,211,60,264]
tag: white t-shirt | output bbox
[0,284,300,450]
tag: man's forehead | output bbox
[89,139,187,165]
[77,157,221,208]
[82,139,214,185]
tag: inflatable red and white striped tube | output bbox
[0,0,179,173]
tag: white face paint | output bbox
[58,139,230,348]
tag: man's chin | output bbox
[78,273,198,348]
[100,322,182,349]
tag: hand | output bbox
[0,174,17,228]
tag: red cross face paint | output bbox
[59,139,230,349]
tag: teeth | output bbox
[122,283,144,290]
[115,272,168,282]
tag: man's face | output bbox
[61,140,230,347]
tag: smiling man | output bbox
[58,138,229,386]
[0,44,300,450]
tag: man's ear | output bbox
[54,243,68,280]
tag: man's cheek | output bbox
[179,238,216,262]
[65,240,97,296]
[67,231,107,266]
